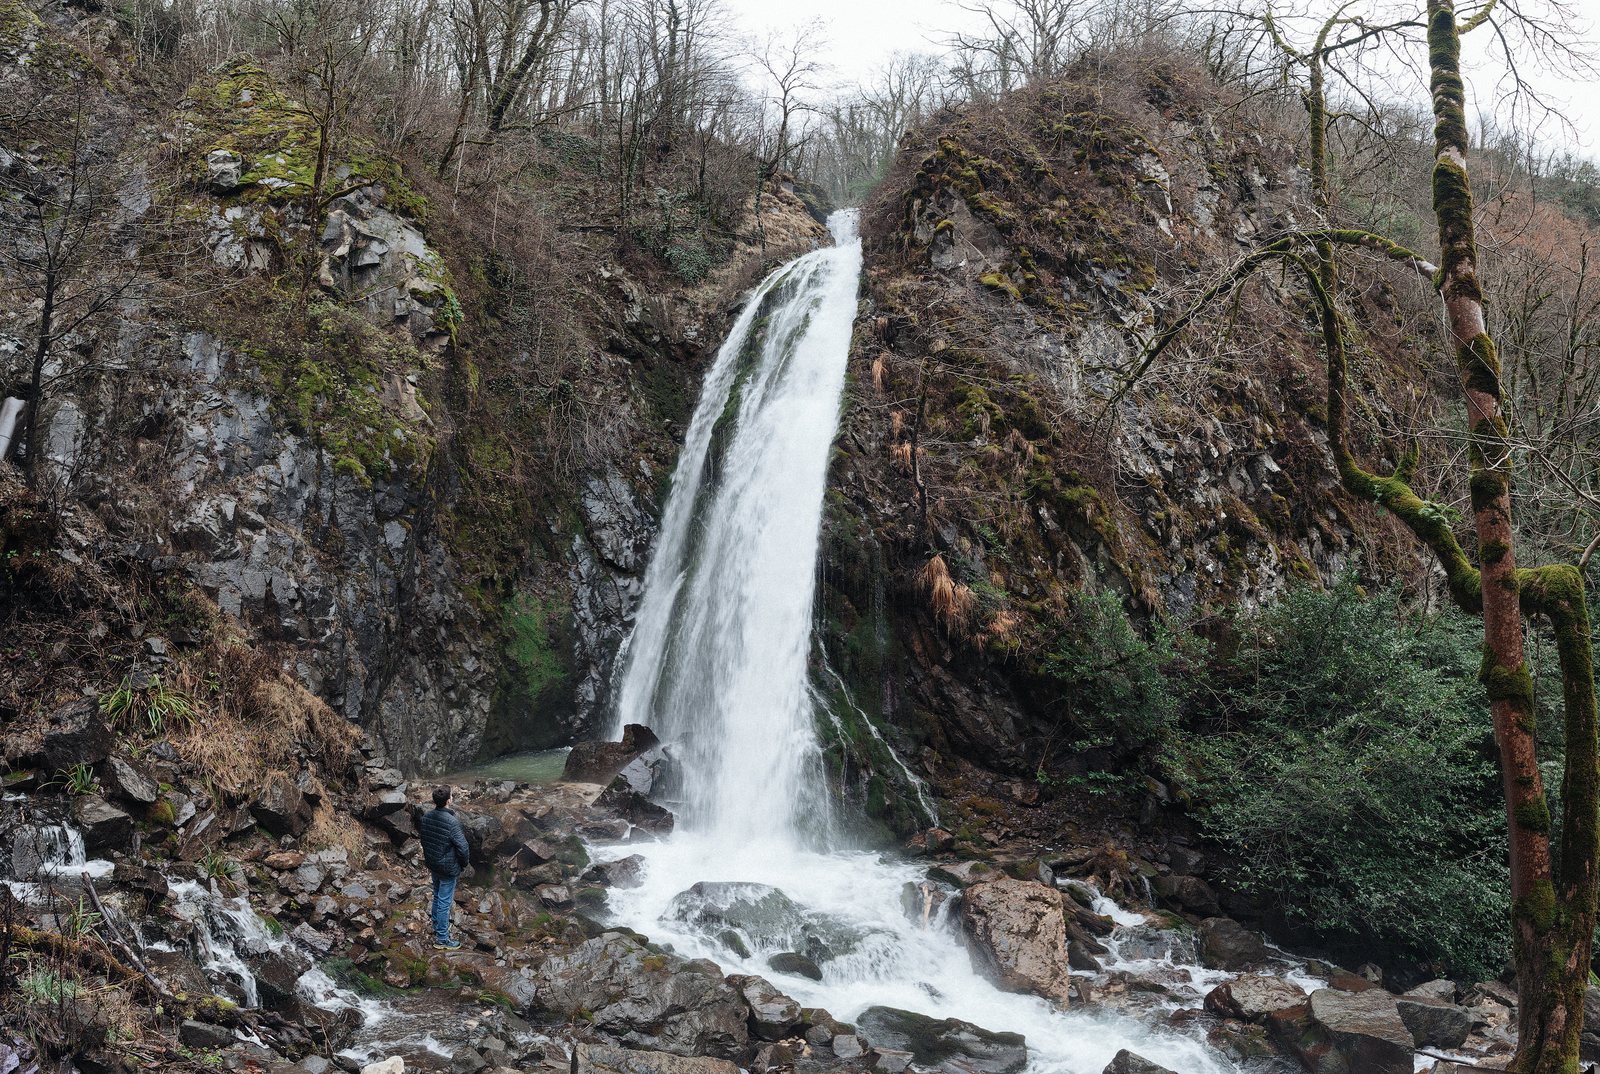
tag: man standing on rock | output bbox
[421,784,470,950]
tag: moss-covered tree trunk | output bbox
[1427,3,1599,1068]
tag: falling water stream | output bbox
[598,212,1241,1074]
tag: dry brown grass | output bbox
[304,801,366,860]
[919,555,976,633]
[166,623,359,797]
[872,355,886,394]
[892,441,914,471]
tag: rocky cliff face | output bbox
[810,55,1453,836]
[0,1,831,775]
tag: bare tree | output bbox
[0,89,146,488]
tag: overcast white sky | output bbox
[719,0,1600,157]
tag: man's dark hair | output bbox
[432,785,451,808]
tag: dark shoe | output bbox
[432,939,462,950]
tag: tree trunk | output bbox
[485,0,553,136]
[22,269,55,488]
[1427,3,1595,1069]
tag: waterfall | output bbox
[598,214,1243,1073]
[611,209,863,849]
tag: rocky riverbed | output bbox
[0,710,1584,1074]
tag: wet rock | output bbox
[1066,942,1101,972]
[1101,1051,1176,1074]
[101,756,158,804]
[455,810,505,862]
[571,1043,739,1074]
[927,861,999,888]
[563,725,660,784]
[767,952,822,981]
[291,922,333,956]
[366,790,409,819]
[72,795,131,853]
[856,1006,1027,1074]
[1203,975,1307,1023]
[479,965,538,1013]
[924,829,956,853]
[253,947,313,1007]
[513,863,564,889]
[1403,980,1457,1004]
[451,1047,486,1074]
[867,1047,914,1073]
[42,698,113,772]
[1307,988,1412,1074]
[112,863,168,903]
[1067,904,1115,937]
[900,881,949,926]
[596,854,646,888]
[667,881,858,962]
[534,933,749,1058]
[960,878,1072,1005]
[253,774,312,837]
[1197,917,1269,970]
[595,787,675,835]
[728,975,802,1040]
[179,1020,234,1049]
[1396,997,1472,1049]
[536,884,573,909]
[832,1036,864,1059]
[1150,875,1219,916]
[512,839,557,867]
[145,950,213,996]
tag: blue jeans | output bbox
[431,872,457,943]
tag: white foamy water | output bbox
[596,211,1243,1073]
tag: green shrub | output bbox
[1041,589,1205,745]
[1167,574,1506,977]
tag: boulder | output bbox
[1150,875,1219,916]
[666,881,858,962]
[1203,975,1307,1023]
[729,975,802,1040]
[41,698,113,772]
[1066,942,1101,972]
[112,863,169,903]
[478,965,538,1014]
[365,790,410,819]
[100,757,158,804]
[1197,917,1269,970]
[291,923,333,956]
[361,1060,404,1074]
[1307,988,1412,1074]
[767,952,822,981]
[563,725,660,784]
[253,774,312,837]
[597,854,647,888]
[178,1019,234,1049]
[927,861,1000,888]
[455,810,505,863]
[1396,997,1472,1049]
[206,150,243,192]
[71,795,131,853]
[832,1035,865,1059]
[571,1043,739,1074]
[535,934,749,1058]
[856,1006,1027,1074]
[1403,979,1457,1003]
[868,1049,914,1073]
[960,878,1072,1005]
[1101,1052,1176,1074]
[253,947,313,1008]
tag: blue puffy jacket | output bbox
[420,807,470,877]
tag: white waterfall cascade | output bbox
[611,210,865,848]
[599,212,1241,1073]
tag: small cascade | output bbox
[159,879,387,1027]
[33,826,114,880]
